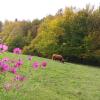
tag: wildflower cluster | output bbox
[0,45,47,91]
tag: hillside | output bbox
[0,52,100,100]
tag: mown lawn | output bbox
[0,52,100,100]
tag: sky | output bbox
[0,0,99,22]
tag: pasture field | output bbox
[0,52,100,100]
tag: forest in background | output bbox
[0,5,100,66]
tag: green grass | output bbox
[0,52,100,100]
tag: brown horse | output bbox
[52,54,64,63]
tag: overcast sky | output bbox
[0,0,99,22]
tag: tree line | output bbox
[0,5,100,66]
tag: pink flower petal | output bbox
[32,62,40,70]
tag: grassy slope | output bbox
[0,52,100,100]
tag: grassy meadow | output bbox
[0,52,100,100]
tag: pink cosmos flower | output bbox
[32,62,40,70]
[2,64,9,72]
[14,63,19,68]
[2,57,9,62]
[13,48,22,54]
[18,59,23,65]
[41,61,47,69]
[14,60,23,68]
[14,74,26,81]
[10,67,17,74]
[28,55,33,60]
[14,59,23,68]
[2,44,8,52]
[0,44,8,53]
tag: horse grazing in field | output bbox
[52,54,64,63]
